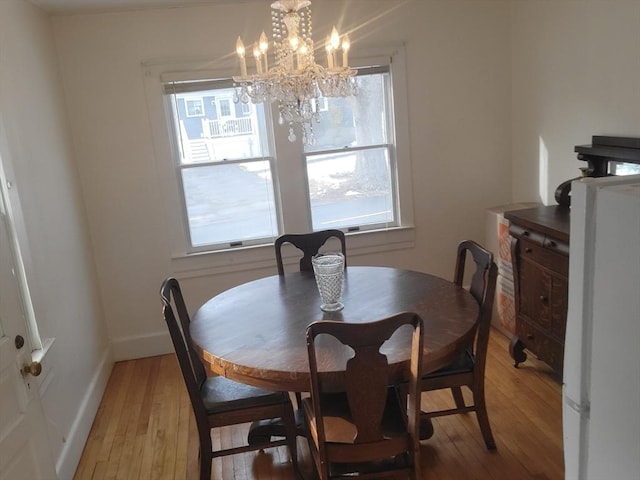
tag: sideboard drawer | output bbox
[519,237,569,276]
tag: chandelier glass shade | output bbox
[233,0,358,145]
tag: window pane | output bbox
[171,88,270,164]
[182,162,278,247]
[307,148,394,230]
[305,73,389,152]
[610,161,640,175]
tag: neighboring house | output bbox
[176,92,258,163]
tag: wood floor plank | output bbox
[98,361,134,467]
[74,328,564,479]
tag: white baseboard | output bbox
[55,345,114,480]
[111,330,173,361]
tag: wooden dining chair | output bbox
[275,229,347,411]
[303,313,424,479]
[160,277,299,480]
[419,240,498,450]
[275,229,346,276]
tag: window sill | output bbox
[171,226,415,279]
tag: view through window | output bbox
[303,67,395,231]
[165,65,399,252]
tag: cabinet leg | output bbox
[509,336,527,368]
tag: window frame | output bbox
[164,78,281,253]
[302,64,399,233]
[142,45,414,275]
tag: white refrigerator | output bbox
[563,174,640,479]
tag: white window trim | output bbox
[142,44,414,275]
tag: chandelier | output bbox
[233,0,358,145]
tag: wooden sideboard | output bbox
[504,205,570,377]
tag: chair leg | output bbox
[473,389,496,450]
[196,425,213,480]
[318,460,329,480]
[283,404,300,478]
[199,447,212,480]
[304,428,327,480]
[412,435,422,480]
[451,386,465,409]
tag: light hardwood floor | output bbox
[74,329,564,479]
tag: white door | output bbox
[0,156,57,478]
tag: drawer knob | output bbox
[527,333,534,340]
[525,247,532,253]
[540,296,548,303]
[523,231,530,237]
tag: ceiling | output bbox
[30,0,258,15]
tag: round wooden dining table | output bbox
[190,266,479,393]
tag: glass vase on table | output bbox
[311,253,345,312]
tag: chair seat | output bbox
[201,376,289,414]
[425,348,474,378]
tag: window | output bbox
[218,98,232,118]
[610,161,640,175]
[184,97,204,117]
[303,66,396,231]
[165,80,278,251]
[149,46,413,257]
[315,97,329,112]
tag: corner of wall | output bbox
[111,330,173,361]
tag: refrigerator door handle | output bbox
[564,394,590,417]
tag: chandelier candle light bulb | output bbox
[330,26,340,69]
[232,0,358,145]
[259,31,269,72]
[253,43,263,74]
[341,34,350,68]
[236,36,247,77]
[325,39,334,69]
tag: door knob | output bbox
[22,361,42,377]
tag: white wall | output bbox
[0,1,111,477]
[511,0,640,204]
[51,0,513,359]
